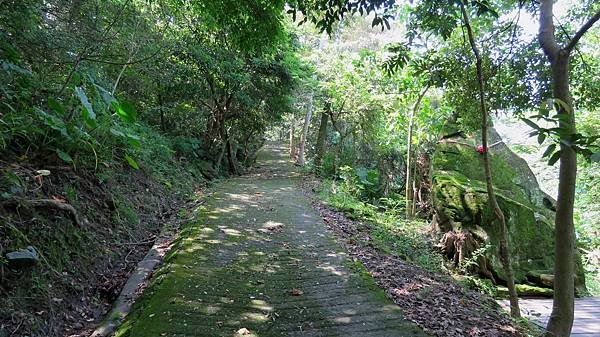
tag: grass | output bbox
[316,179,444,273]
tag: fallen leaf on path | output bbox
[235,327,252,335]
[36,169,51,176]
[257,223,283,234]
[289,288,303,296]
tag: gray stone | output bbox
[6,245,39,269]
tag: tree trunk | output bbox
[242,130,255,164]
[224,127,237,175]
[314,107,329,173]
[289,125,296,158]
[111,56,132,95]
[405,85,429,218]
[539,3,576,334]
[460,2,520,318]
[546,52,576,337]
[411,149,418,217]
[216,139,226,171]
[536,2,600,335]
[297,97,314,166]
[157,92,166,132]
[216,118,228,171]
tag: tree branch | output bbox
[565,9,600,52]
[538,0,560,59]
[554,16,591,70]
[82,47,163,66]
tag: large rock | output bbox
[431,127,587,294]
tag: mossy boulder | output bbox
[431,128,586,294]
[497,284,554,298]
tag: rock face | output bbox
[431,127,586,294]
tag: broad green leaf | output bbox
[126,133,141,149]
[542,144,556,158]
[537,133,546,145]
[47,98,65,115]
[56,149,73,163]
[94,84,116,105]
[2,61,31,76]
[112,101,137,123]
[585,135,599,145]
[124,154,139,169]
[551,113,570,122]
[575,147,592,158]
[75,86,96,127]
[522,118,540,130]
[110,128,141,149]
[109,128,126,137]
[553,98,572,114]
[539,100,550,117]
[35,108,70,139]
[548,150,562,166]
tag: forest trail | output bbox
[114,143,427,337]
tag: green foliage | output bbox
[574,113,600,295]
[0,0,297,174]
[318,180,444,272]
[339,165,381,200]
[522,100,600,165]
[458,275,498,297]
[460,243,492,273]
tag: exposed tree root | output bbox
[2,198,83,227]
[440,230,495,283]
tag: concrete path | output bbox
[500,297,600,336]
[114,143,427,337]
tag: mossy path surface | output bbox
[114,143,427,337]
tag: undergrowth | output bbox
[0,124,208,336]
[315,176,546,337]
[316,178,444,273]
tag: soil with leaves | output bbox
[0,160,200,337]
[301,178,528,337]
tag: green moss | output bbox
[432,141,586,289]
[456,275,498,297]
[343,258,390,303]
[433,143,518,191]
[497,284,554,298]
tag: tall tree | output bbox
[459,1,520,318]
[314,103,330,172]
[297,94,314,165]
[405,83,430,218]
[291,0,523,316]
[537,2,600,335]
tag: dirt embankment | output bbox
[0,161,203,337]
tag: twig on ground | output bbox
[121,236,156,246]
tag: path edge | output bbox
[89,199,204,337]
